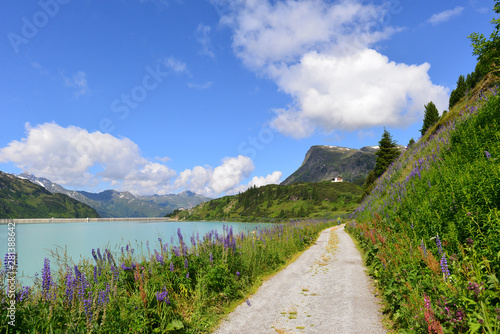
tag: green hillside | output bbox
[169,181,362,221]
[0,172,100,219]
[346,72,500,332]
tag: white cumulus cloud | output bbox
[0,123,176,194]
[0,122,279,196]
[270,49,449,137]
[216,0,449,137]
[174,155,258,196]
[233,170,283,193]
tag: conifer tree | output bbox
[374,128,400,178]
[449,75,466,108]
[362,128,400,198]
[420,101,440,136]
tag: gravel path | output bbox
[213,225,386,334]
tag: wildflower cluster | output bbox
[0,219,333,332]
[346,87,500,332]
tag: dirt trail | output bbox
[213,225,386,334]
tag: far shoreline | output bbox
[0,217,176,224]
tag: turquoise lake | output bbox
[0,220,265,285]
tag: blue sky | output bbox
[0,0,494,197]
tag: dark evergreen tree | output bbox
[373,128,400,178]
[420,101,440,136]
[362,129,400,198]
[407,138,415,147]
[449,75,466,108]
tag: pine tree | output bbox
[449,76,466,109]
[374,128,400,178]
[420,101,440,136]
[362,128,400,198]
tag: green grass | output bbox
[346,82,500,332]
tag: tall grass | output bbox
[347,87,500,333]
[1,220,334,333]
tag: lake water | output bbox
[0,220,264,285]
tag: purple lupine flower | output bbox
[97,248,103,261]
[18,286,31,302]
[2,253,11,274]
[440,253,450,280]
[65,269,76,305]
[84,295,93,322]
[156,286,170,304]
[92,249,98,262]
[98,284,110,307]
[93,266,98,283]
[209,252,213,264]
[173,246,180,257]
[236,271,240,278]
[42,258,54,301]
[186,272,190,279]
[106,249,114,264]
[110,265,119,281]
[75,265,89,302]
[169,261,174,272]
[421,240,427,258]
[485,151,491,160]
[246,299,251,306]
[184,258,188,269]
[155,250,164,265]
[428,180,431,188]
[435,234,443,255]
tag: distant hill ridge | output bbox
[19,173,211,218]
[0,171,99,219]
[282,145,374,186]
[282,144,406,186]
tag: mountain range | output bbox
[0,171,99,219]
[2,143,390,219]
[18,173,211,218]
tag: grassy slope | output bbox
[346,74,500,332]
[0,172,100,218]
[172,181,363,221]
